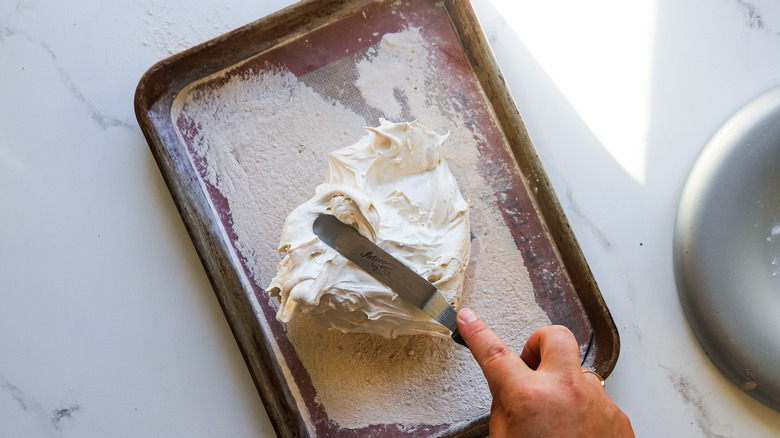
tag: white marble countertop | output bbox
[2,0,779,436]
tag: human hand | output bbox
[457,308,634,438]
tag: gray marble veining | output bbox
[0,25,133,131]
[663,368,732,438]
[1,374,81,436]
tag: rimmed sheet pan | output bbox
[135,1,619,436]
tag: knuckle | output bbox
[481,341,513,366]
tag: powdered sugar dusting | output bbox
[171,24,551,431]
[768,223,780,242]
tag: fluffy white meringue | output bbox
[267,119,470,338]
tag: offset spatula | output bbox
[312,214,467,347]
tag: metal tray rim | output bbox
[134,0,620,436]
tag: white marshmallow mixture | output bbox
[267,120,470,338]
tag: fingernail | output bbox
[459,308,477,323]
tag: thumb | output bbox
[457,308,529,390]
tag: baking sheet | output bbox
[134,1,619,436]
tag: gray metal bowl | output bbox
[674,86,780,411]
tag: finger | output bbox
[580,368,607,391]
[519,325,581,373]
[457,308,529,385]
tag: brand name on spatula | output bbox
[359,251,395,276]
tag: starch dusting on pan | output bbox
[172,25,551,430]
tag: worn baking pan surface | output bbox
[134,0,619,436]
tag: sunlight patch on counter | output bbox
[488,0,658,185]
